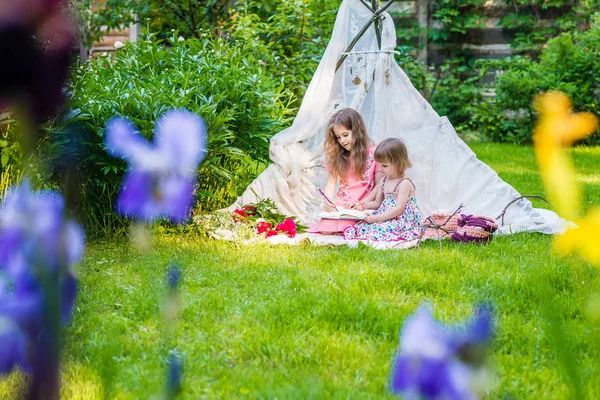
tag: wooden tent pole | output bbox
[372,0,382,49]
[359,0,374,12]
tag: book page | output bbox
[318,207,368,220]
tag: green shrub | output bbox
[45,33,293,236]
[395,54,483,132]
[86,0,232,45]
[227,0,339,103]
[85,0,340,103]
[0,113,22,198]
[473,19,600,144]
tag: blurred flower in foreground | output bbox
[554,208,600,266]
[533,92,598,219]
[390,304,494,400]
[533,91,599,265]
[166,350,183,398]
[164,263,181,321]
[105,110,207,223]
[0,179,84,280]
[0,317,28,374]
[0,179,83,378]
[163,265,183,399]
[0,0,76,122]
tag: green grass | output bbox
[1,144,599,399]
[471,143,600,213]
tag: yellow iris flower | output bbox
[554,209,600,264]
[533,91,599,265]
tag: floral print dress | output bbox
[343,177,423,242]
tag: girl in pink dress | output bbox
[310,108,383,233]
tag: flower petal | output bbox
[390,355,460,400]
[0,228,23,269]
[0,179,32,228]
[563,113,599,145]
[460,304,494,346]
[534,91,571,118]
[105,117,155,169]
[536,146,580,220]
[64,221,85,266]
[446,361,477,400]
[154,110,207,174]
[61,273,77,324]
[400,304,453,359]
[0,318,29,375]
[554,208,600,266]
[159,175,196,223]
[0,285,44,334]
[116,171,158,221]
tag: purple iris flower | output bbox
[390,304,494,400]
[0,180,84,278]
[105,110,207,223]
[0,318,28,374]
[0,180,84,376]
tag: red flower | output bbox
[265,229,278,238]
[256,221,272,234]
[243,205,257,216]
[232,209,246,223]
[276,217,297,238]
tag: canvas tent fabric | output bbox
[229,0,567,236]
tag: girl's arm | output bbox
[364,180,412,223]
[350,181,379,209]
[323,172,337,211]
[347,165,384,209]
[359,168,384,209]
[361,187,383,210]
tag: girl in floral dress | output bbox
[310,108,383,233]
[343,138,423,242]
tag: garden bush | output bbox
[86,0,233,45]
[85,0,340,101]
[472,17,600,144]
[0,112,22,198]
[226,0,339,102]
[395,54,483,132]
[43,32,293,236]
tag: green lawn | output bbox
[2,144,599,399]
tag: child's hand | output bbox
[346,201,365,210]
[364,215,379,223]
[323,202,336,212]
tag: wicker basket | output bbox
[451,215,498,243]
[421,212,461,240]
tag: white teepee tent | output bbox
[230,0,566,235]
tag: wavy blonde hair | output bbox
[324,108,370,180]
[374,138,412,176]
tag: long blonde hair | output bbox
[324,108,370,180]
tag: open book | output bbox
[318,207,370,220]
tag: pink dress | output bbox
[310,145,379,233]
